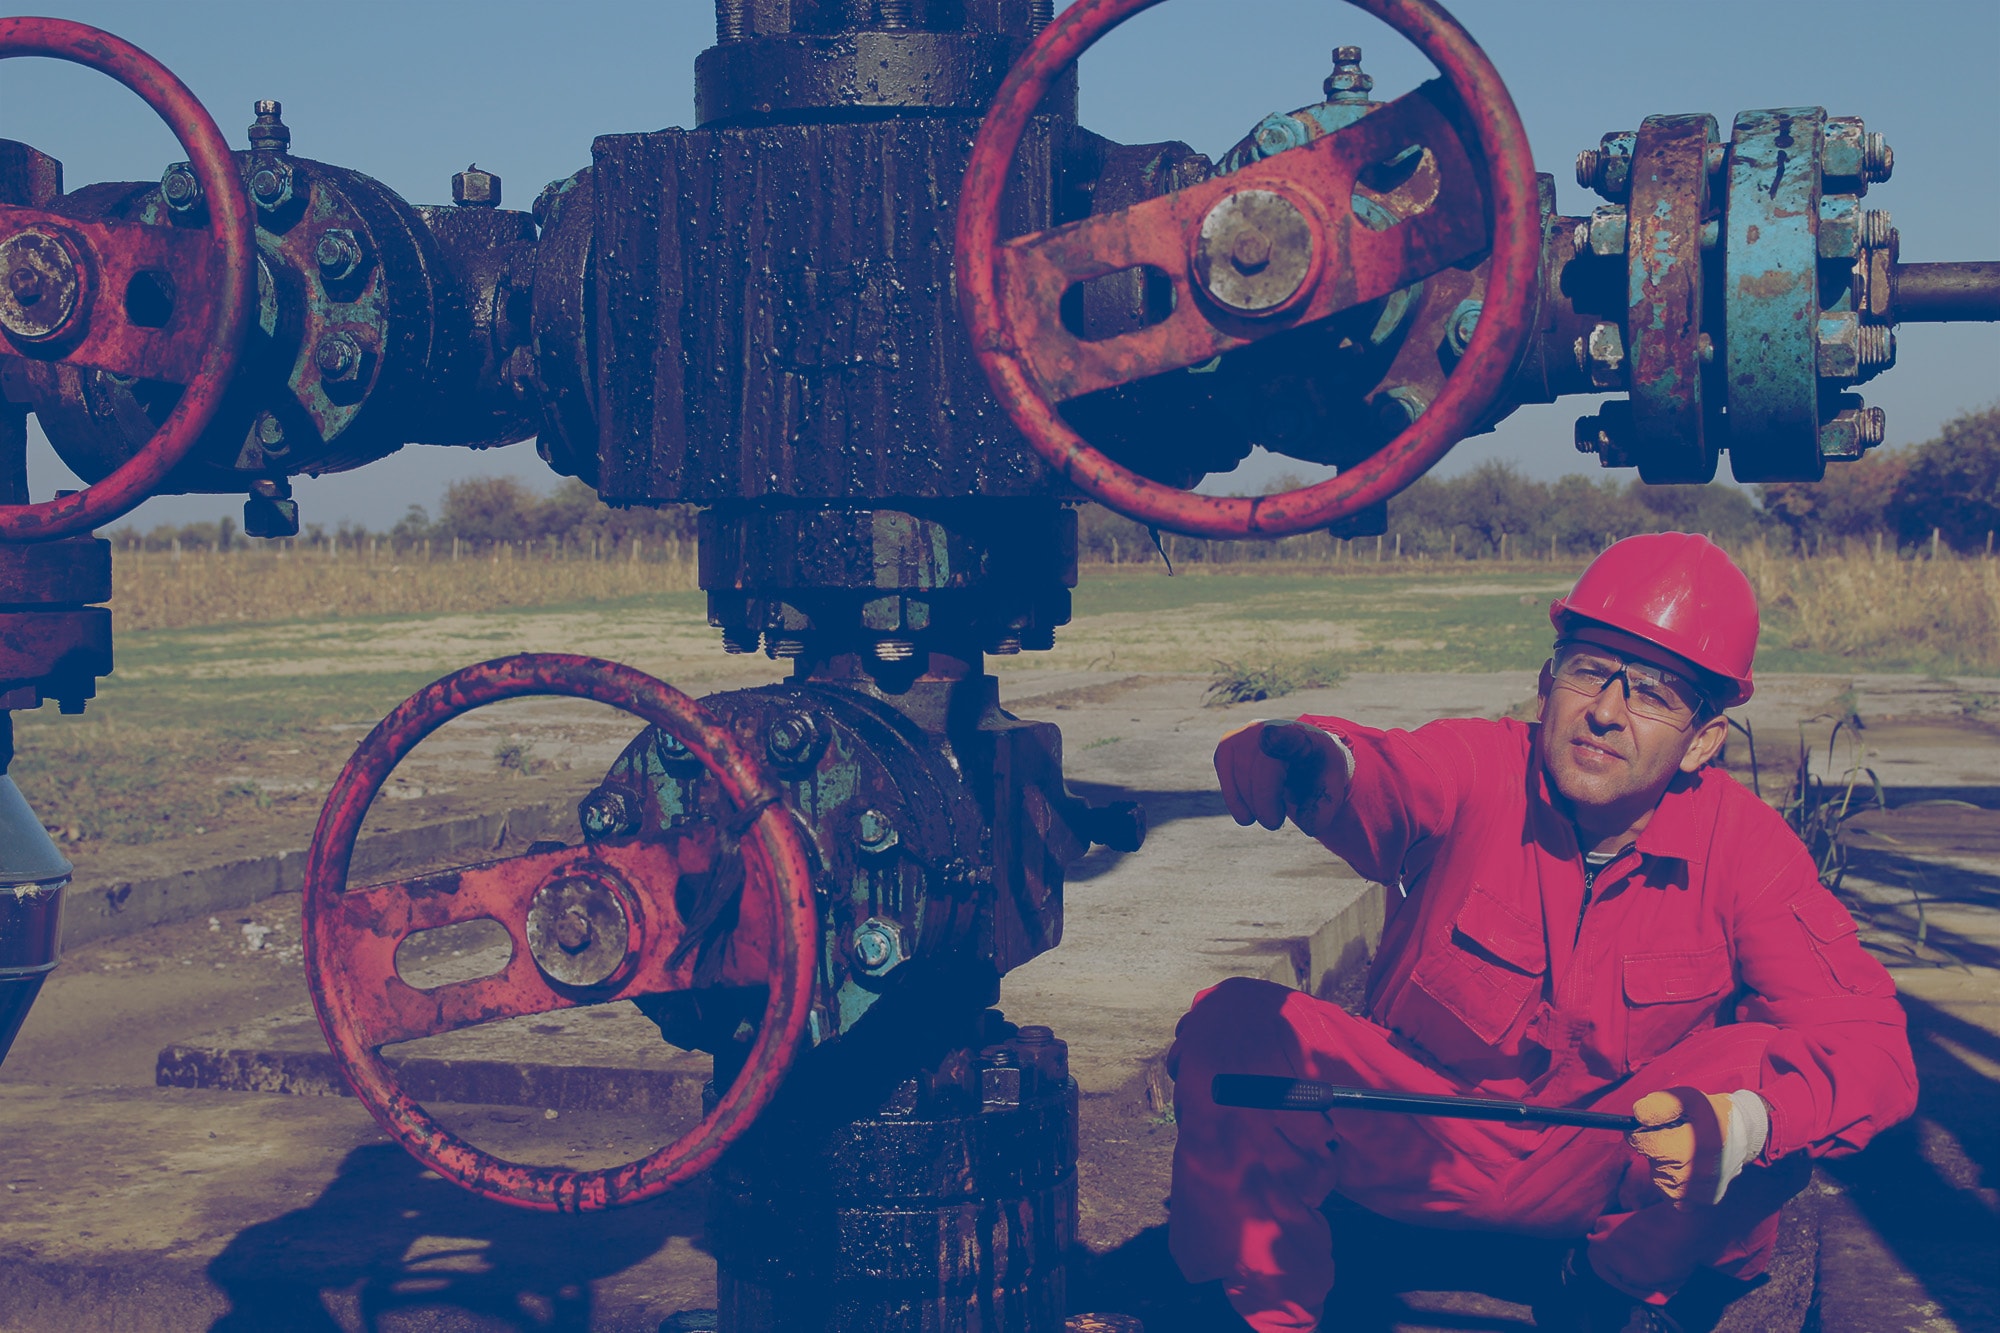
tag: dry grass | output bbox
[110,545,699,631]
[1739,543,2000,668]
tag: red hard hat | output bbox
[1548,533,1759,707]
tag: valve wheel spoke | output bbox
[994,82,1489,404]
[0,204,222,383]
[318,834,734,1050]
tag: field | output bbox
[12,545,2000,858]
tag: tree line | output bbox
[111,404,2000,558]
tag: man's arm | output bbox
[1214,715,1483,887]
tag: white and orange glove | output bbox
[1629,1086,1771,1206]
[1215,720,1353,837]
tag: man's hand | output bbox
[1215,720,1351,835]
[1630,1086,1769,1205]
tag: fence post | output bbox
[1394,532,1402,561]
[1933,527,1942,562]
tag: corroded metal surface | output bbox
[956,0,1540,538]
[302,653,817,1212]
[0,16,252,541]
[1625,114,1718,484]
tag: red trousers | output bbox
[1167,978,1812,1333]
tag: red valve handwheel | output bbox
[956,0,1540,539]
[302,654,819,1212]
[0,17,254,541]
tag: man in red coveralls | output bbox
[1168,533,1917,1332]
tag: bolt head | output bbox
[553,904,594,953]
[1229,229,1272,274]
[854,927,894,970]
[1584,321,1626,388]
[249,161,293,210]
[1444,300,1483,356]
[254,413,286,448]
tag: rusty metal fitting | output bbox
[1705,141,1728,177]
[876,0,912,28]
[253,412,288,455]
[765,636,807,659]
[1819,398,1887,460]
[1020,625,1056,652]
[1323,46,1373,104]
[452,165,501,208]
[1573,148,1601,191]
[719,627,759,655]
[988,635,1024,656]
[160,161,202,213]
[1578,133,1634,199]
[1861,209,1895,249]
[314,229,365,283]
[1864,132,1893,183]
[1573,410,1636,469]
[979,1046,1024,1110]
[1029,0,1053,34]
[247,99,290,154]
[315,332,363,383]
[872,638,917,662]
[1194,189,1317,315]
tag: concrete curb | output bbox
[60,796,577,950]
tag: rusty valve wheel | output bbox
[302,654,818,1212]
[0,17,255,541]
[956,0,1540,539]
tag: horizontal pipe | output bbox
[1894,262,2000,323]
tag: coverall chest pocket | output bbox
[1621,946,1733,1071]
[1401,886,1547,1060]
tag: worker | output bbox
[1168,533,1917,1333]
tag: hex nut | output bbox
[314,229,365,283]
[1582,321,1626,389]
[1816,311,1862,380]
[1586,205,1628,258]
[852,917,904,975]
[856,808,898,853]
[453,165,502,207]
[160,162,202,213]
[578,786,639,839]
[249,161,294,212]
[316,332,364,384]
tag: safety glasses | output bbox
[1549,641,1710,729]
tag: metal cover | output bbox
[0,775,69,888]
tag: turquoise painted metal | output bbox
[1724,108,1828,483]
[1625,114,1718,484]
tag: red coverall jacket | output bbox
[1306,714,1915,1158]
[1168,714,1918,1326]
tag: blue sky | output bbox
[4,0,1996,531]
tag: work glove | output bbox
[1215,719,1351,836]
[1629,1086,1770,1206]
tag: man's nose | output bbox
[1586,676,1632,727]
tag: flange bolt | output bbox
[160,162,201,213]
[315,229,364,283]
[316,332,363,383]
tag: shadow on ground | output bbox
[205,1143,706,1331]
[1823,991,2000,1333]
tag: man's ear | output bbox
[1679,711,1731,773]
[1534,662,1553,724]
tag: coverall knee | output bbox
[1166,976,1811,1333]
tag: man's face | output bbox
[1536,625,1729,820]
